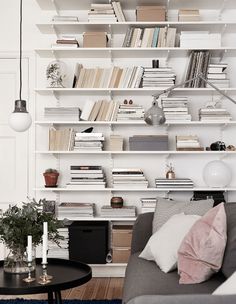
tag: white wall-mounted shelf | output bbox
[58,216,136,221]
[34,187,236,192]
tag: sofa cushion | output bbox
[122,252,225,304]
[221,203,236,278]
[178,203,227,284]
[152,198,214,233]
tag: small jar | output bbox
[166,169,175,179]
[110,197,123,208]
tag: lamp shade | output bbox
[144,102,166,126]
[9,100,32,132]
[203,160,232,188]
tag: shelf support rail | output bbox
[51,0,60,16]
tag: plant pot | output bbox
[4,246,36,274]
[43,172,59,187]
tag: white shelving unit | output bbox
[34,0,236,276]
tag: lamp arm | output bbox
[153,72,236,105]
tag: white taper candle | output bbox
[27,235,32,262]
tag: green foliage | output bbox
[0,198,63,254]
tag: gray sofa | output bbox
[123,203,236,304]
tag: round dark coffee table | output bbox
[0,258,92,304]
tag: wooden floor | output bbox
[0,278,124,300]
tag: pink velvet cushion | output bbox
[178,203,227,284]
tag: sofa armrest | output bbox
[131,212,154,254]
[127,295,236,304]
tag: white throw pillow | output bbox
[139,213,201,273]
[213,271,236,295]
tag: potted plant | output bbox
[0,198,63,274]
[43,168,59,187]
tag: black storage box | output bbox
[69,221,109,264]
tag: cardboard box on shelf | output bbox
[112,247,131,263]
[112,225,133,247]
[83,32,108,48]
[136,6,166,22]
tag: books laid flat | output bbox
[142,67,176,88]
[74,132,104,151]
[155,178,194,188]
[161,97,192,123]
[180,31,221,48]
[141,198,157,213]
[207,62,230,88]
[112,168,149,188]
[176,135,203,151]
[52,16,79,22]
[199,107,232,121]
[66,165,106,189]
[123,26,176,48]
[57,202,95,219]
[44,107,81,120]
[48,228,69,259]
[101,206,136,217]
[178,9,200,21]
[52,35,79,48]
[88,3,117,22]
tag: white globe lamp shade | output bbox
[9,100,32,132]
[203,160,232,188]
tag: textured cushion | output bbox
[213,271,236,295]
[221,203,236,278]
[122,252,225,304]
[140,213,200,273]
[152,198,214,233]
[178,203,227,284]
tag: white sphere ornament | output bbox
[203,160,232,188]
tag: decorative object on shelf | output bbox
[0,198,63,274]
[210,141,226,151]
[46,60,67,88]
[227,145,236,151]
[146,72,236,126]
[110,197,124,208]
[166,163,175,179]
[203,160,232,188]
[43,200,56,215]
[43,168,59,187]
[9,0,32,132]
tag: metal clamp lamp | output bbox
[9,0,32,132]
[144,72,236,126]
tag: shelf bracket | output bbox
[51,49,59,60]
[51,24,60,38]
[218,0,228,21]
[52,153,59,159]
[219,49,227,62]
[51,0,60,16]
[52,90,60,101]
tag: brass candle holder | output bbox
[23,261,35,283]
[38,263,53,285]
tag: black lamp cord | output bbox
[19,0,22,101]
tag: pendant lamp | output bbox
[9,0,32,132]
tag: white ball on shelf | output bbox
[203,160,232,188]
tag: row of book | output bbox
[88,2,125,23]
[161,97,192,122]
[199,107,232,121]
[45,107,81,120]
[207,63,230,88]
[100,206,136,217]
[74,64,144,88]
[176,135,203,151]
[49,127,74,151]
[80,100,145,121]
[142,67,176,88]
[48,228,69,259]
[141,198,157,213]
[185,50,211,88]
[112,168,149,189]
[67,166,106,189]
[123,27,176,48]
[155,178,194,188]
[52,35,79,49]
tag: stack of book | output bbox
[178,9,200,21]
[67,165,106,189]
[176,135,203,151]
[44,107,81,120]
[111,1,126,22]
[100,206,136,218]
[73,132,104,151]
[199,107,232,121]
[52,16,79,22]
[80,100,119,121]
[57,202,95,220]
[48,228,69,259]
[161,97,192,122]
[108,135,123,151]
[155,178,194,188]
[142,67,176,88]
[74,65,143,88]
[112,168,149,189]
[49,127,75,151]
[52,35,79,48]
[123,27,176,48]
[207,63,230,88]
[116,103,145,120]
[88,3,117,23]
[140,198,157,213]
[180,31,221,48]
[185,50,211,88]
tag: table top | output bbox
[0,258,92,295]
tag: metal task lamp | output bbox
[144,72,236,126]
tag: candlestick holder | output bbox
[38,263,53,285]
[23,261,35,283]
